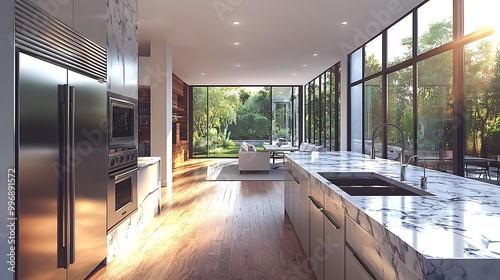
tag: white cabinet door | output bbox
[27,0,74,27]
[74,0,107,47]
[345,245,376,280]
[308,178,324,280]
[284,168,294,222]
[299,169,310,259]
[323,195,344,280]
[292,170,301,230]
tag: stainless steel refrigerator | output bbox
[17,52,107,279]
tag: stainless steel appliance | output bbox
[16,1,108,279]
[109,95,136,148]
[107,149,138,231]
[17,51,107,279]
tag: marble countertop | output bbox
[137,157,161,168]
[286,151,500,278]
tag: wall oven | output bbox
[109,95,136,148]
[107,149,138,231]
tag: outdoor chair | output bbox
[464,160,490,180]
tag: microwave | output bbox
[109,96,136,148]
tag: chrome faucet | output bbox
[370,123,405,181]
[404,155,428,189]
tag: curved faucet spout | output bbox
[370,123,405,166]
[406,155,428,189]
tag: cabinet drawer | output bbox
[345,215,419,280]
[345,244,376,280]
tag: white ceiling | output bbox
[138,0,425,86]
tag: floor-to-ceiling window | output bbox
[347,0,499,176]
[305,62,341,150]
[191,86,301,158]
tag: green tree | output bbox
[389,18,453,153]
[229,88,271,140]
[465,39,500,156]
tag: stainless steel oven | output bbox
[107,149,138,231]
[109,93,136,148]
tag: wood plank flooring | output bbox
[90,159,316,280]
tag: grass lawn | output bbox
[194,144,266,158]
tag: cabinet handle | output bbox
[308,196,323,210]
[285,169,300,184]
[321,209,340,230]
[347,243,377,280]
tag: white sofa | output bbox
[238,142,270,173]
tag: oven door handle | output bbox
[114,168,139,180]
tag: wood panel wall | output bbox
[137,74,189,168]
[172,74,189,168]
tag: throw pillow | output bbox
[299,142,309,151]
[313,145,324,151]
[248,144,256,151]
[240,142,248,152]
[305,144,315,152]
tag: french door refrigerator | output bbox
[17,52,108,279]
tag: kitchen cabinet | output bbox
[298,168,310,259]
[345,244,376,280]
[308,177,325,280]
[27,0,106,47]
[137,157,161,205]
[74,0,107,47]
[285,159,310,258]
[323,192,344,280]
[345,214,419,280]
[27,0,74,27]
[284,162,294,222]
[284,160,301,231]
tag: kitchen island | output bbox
[284,151,500,280]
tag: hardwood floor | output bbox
[90,159,316,280]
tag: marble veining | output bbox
[286,151,500,279]
[107,188,160,262]
[107,0,138,98]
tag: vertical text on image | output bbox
[7,168,16,273]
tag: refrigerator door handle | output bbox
[69,86,76,265]
[57,84,71,269]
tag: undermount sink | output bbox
[317,172,433,196]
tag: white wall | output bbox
[0,0,15,278]
[148,42,173,189]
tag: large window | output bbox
[350,84,362,153]
[387,14,413,67]
[191,86,301,158]
[305,63,341,150]
[388,66,414,159]
[417,0,452,54]
[464,0,498,36]
[364,77,383,155]
[365,35,382,77]
[417,51,453,167]
[348,0,499,177]
[464,35,500,157]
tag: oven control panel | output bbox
[108,149,137,171]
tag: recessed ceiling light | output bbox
[238,80,242,82]
[292,73,296,75]
[233,21,240,25]
[313,53,318,56]
[236,64,240,67]
[302,64,307,67]
[234,42,240,45]
[341,21,348,25]
[201,73,205,75]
